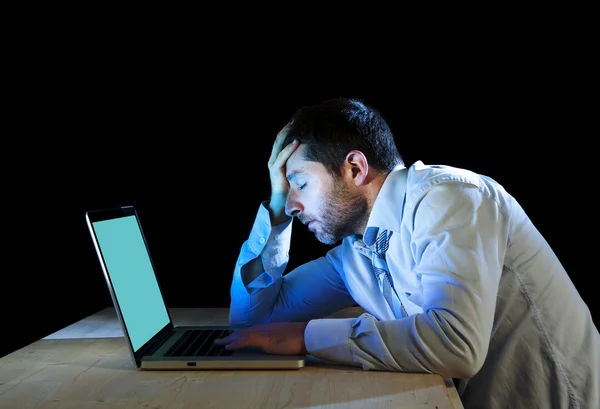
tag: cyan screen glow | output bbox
[93,216,169,351]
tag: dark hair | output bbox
[282,98,404,176]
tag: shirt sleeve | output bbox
[229,201,356,327]
[305,183,509,379]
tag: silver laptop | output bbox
[85,205,305,370]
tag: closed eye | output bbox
[299,183,307,190]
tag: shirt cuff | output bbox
[247,202,275,254]
[304,317,356,365]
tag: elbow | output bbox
[438,350,484,379]
[228,316,249,328]
[435,334,487,379]
[228,307,254,328]
[425,310,489,379]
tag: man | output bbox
[214,97,599,408]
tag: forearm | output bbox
[235,198,291,289]
[305,310,486,379]
[229,216,291,327]
[229,248,356,327]
[240,255,265,287]
[229,259,284,327]
[229,212,355,327]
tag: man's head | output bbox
[282,98,404,244]
[282,98,403,176]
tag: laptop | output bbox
[85,205,306,370]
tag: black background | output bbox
[2,31,596,359]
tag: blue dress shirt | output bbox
[228,160,600,409]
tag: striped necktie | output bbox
[372,229,406,318]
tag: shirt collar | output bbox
[362,164,409,246]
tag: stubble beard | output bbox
[315,183,369,245]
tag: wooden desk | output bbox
[0,307,464,409]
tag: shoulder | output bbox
[408,160,480,188]
[408,161,501,197]
[405,161,513,214]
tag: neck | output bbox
[354,170,391,234]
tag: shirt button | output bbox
[259,237,266,244]
[274,234,280,240]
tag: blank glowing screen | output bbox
[93,216,169,351]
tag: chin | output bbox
[315,233,337,246]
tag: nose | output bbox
[285,192,303,218]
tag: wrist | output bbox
[300,321,309,354]
[268,195,289,225]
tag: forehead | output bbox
[285,144,326,179]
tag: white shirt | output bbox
[228,160,600,409]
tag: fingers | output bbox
[213,323,307,355]
[268,123,296,167]
[272,139,299,170]
[213,330,250,350]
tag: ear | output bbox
[344,150,369,187]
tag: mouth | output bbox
[300,218,317,230]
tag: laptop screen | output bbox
[92,215,170,352]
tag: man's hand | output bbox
[213,321,309,355]
[267,123,299,225]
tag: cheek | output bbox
[311,189,332,212]
[300,179,334,211]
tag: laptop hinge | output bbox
[139,330,173,357]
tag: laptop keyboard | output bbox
[165,329,235,357]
